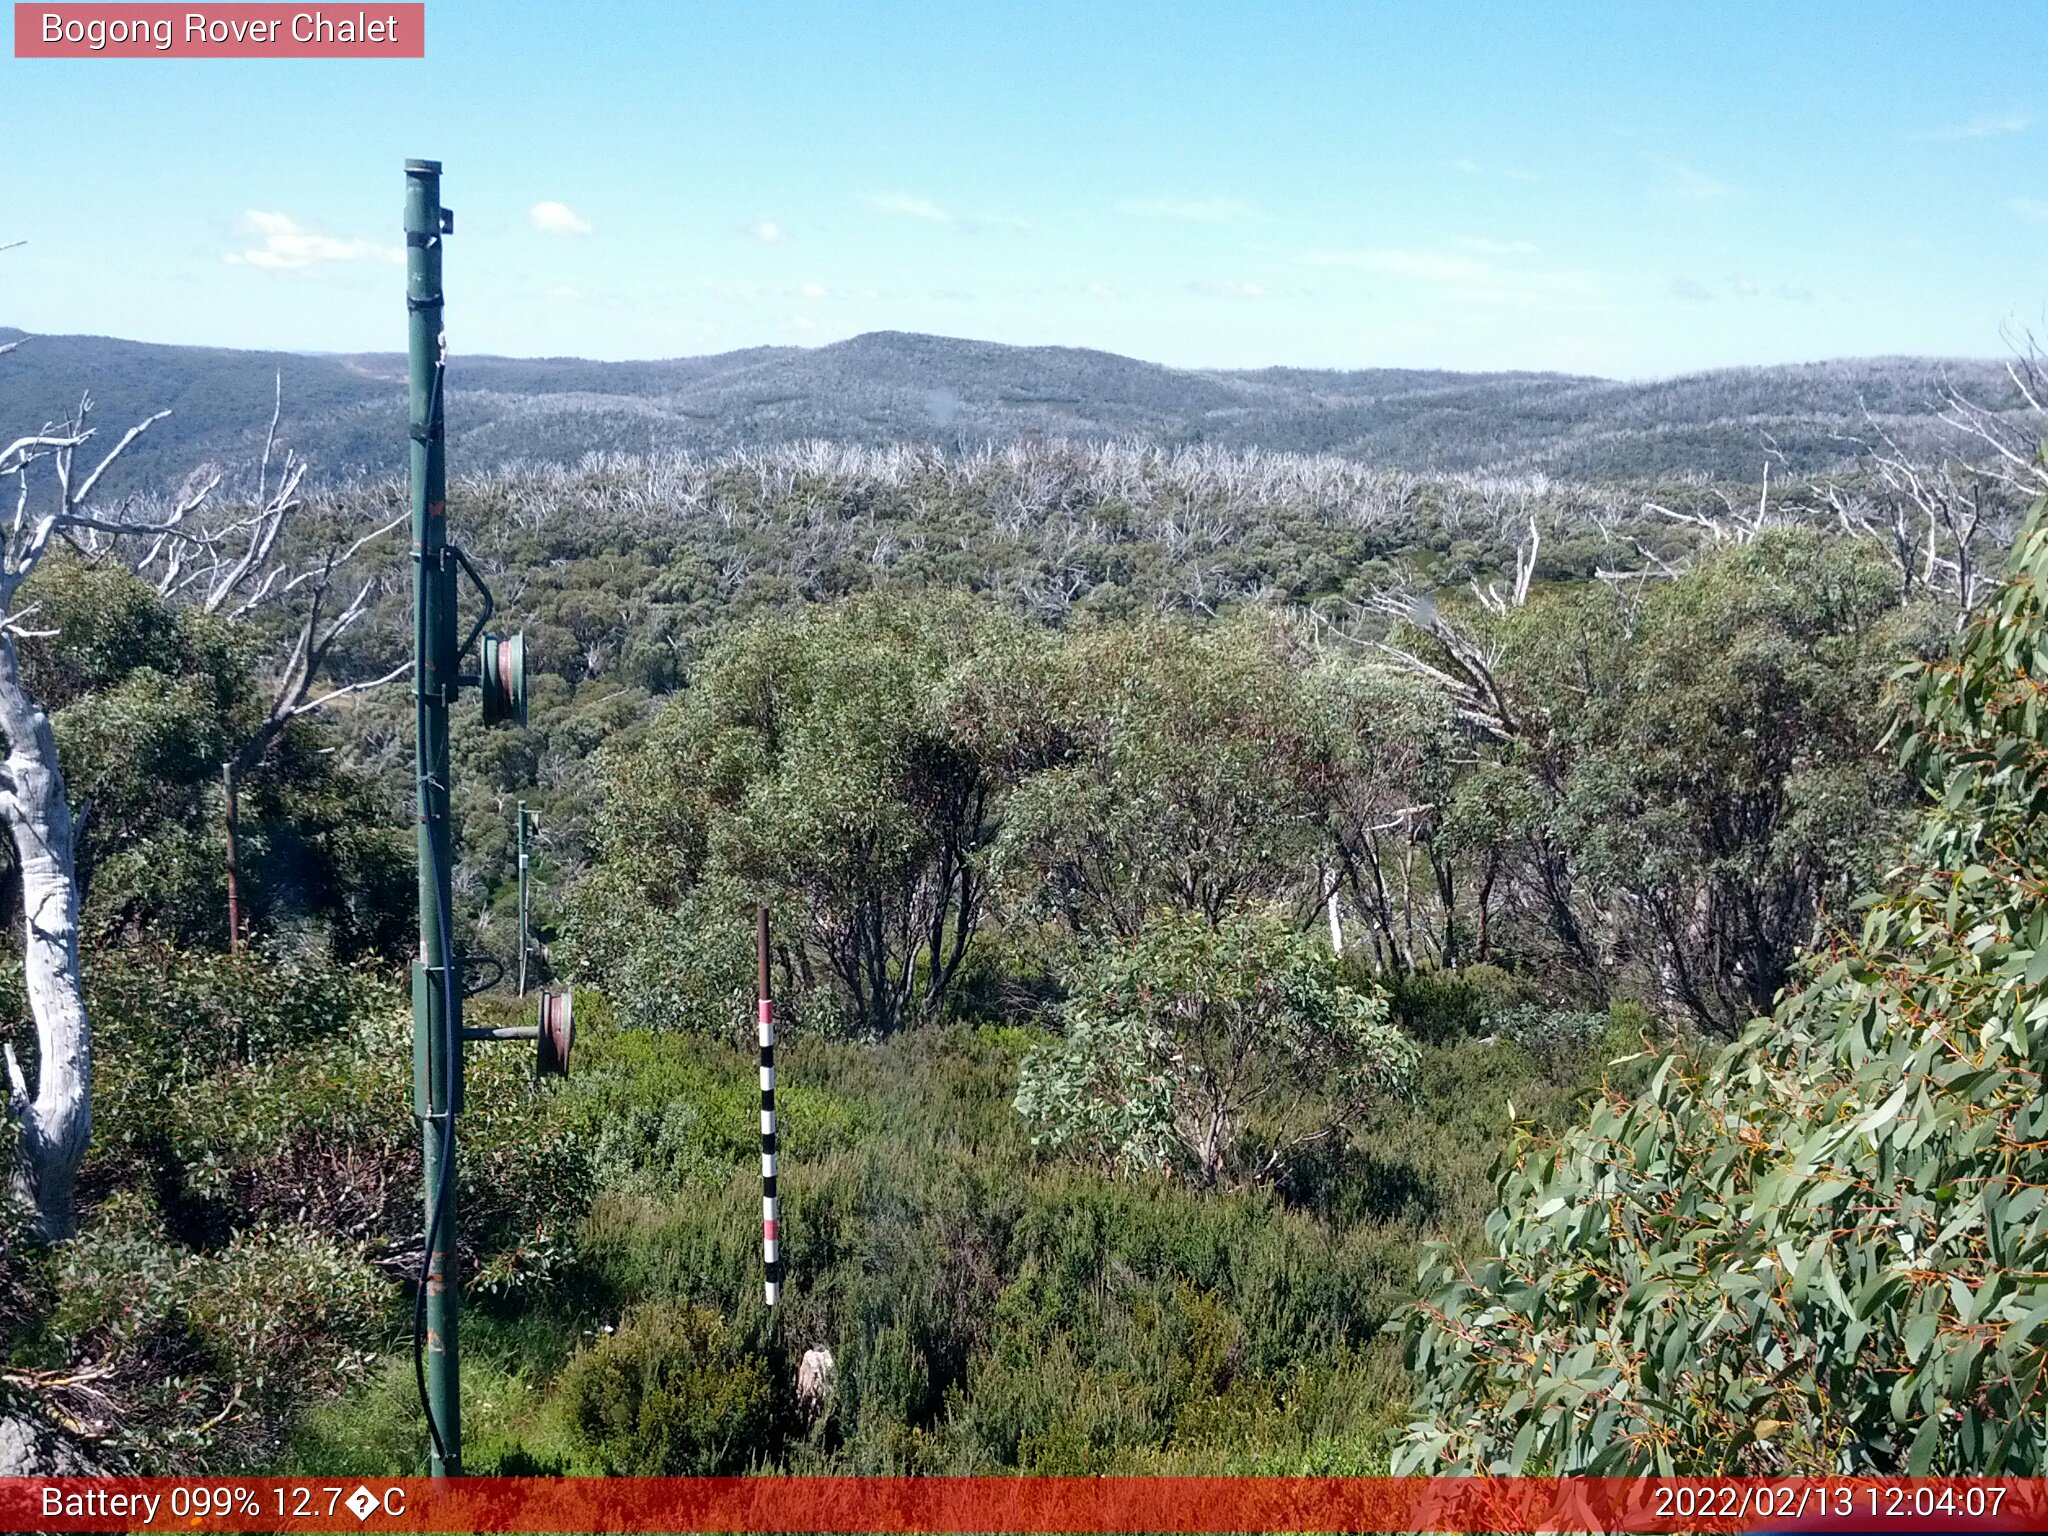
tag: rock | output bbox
[0,1404,106,1477]
[795,1346,835,1422]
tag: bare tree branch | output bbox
[291,659,414,719]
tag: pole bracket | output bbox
[446,543,496,663]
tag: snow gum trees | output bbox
[1398,502,2048,1475]
[1,377,399,1237]
[1013,907,1415,1190]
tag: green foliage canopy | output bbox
[564,592,1035,1035]
[18,555,408,957]
[1502,529,1928,1028]
[1016,908,1416,1189]
[995,617,1340,937]
[1398,503,2048,1475]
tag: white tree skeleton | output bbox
[2,364,405,1237]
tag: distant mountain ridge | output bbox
[0,325,2023,489]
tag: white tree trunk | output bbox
[0,632,89,1239]
[1323,866,1345,957]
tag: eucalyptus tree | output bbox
[1400,501,2048,1474]
[1015,905,1415,1190]
[573,591,1039,1036]
[993,614,1340,938]
[1312,659,1473,975]
[1500,529,1927,1028]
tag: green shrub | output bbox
[1017,908,1414,1189]
[563,1012,871,1194]
[48,1221,384,1467]
[1398,502,2048,1474]
[1387,963,1530,1046]
[0,1192,54,1361]
[939,928,1065,1026]
[556,1303,772,1473]
[82,968,591,1292]
[1480,1000,1647,1083]
[556,874,754,1037]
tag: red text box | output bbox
[3,1476,2047,1533]
[14,4,424,57]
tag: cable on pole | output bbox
[410,330,458,1474]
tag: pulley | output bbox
[536,985,574,1078]
[480,631,527,728]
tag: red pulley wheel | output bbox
[536,986,573,1077]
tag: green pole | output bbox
[406,157,462,1479]
[517,799,529,998]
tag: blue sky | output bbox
[3,1,2046,376]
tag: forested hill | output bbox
[0,323,2026,489]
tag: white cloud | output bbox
[1187,279,1266,299]
[862,193,1024,235]
[1301,246,1596,304]
[2009,197,2048,225]
[749,219,788,243]
[225,211,401,271]
[1668,274,1811,303]
[1085,280,1117,299]
[867,192,953,223]
[1454,237,1538,256]
[1912,112,2031,142]
[1644,155,1733,202]
[1120,196,1253,222]
[1450,158,1538,183]
[798,281,829,299]
[529,201,592,236]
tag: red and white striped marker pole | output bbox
[757,905,781,1306]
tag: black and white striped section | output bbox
[759,995,780,1305]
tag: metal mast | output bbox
[406,156,462,1478]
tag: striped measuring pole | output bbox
[757,905,781,1306]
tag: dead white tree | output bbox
[1810,447,2002,615]
[1613,379,2037,614]
[0,395,193,1237]
[109,379,411,774]
[2,374,405,1238]
[1472,515,1539,617]
[1802,374,2043,618]
[1354,587,1518,745]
